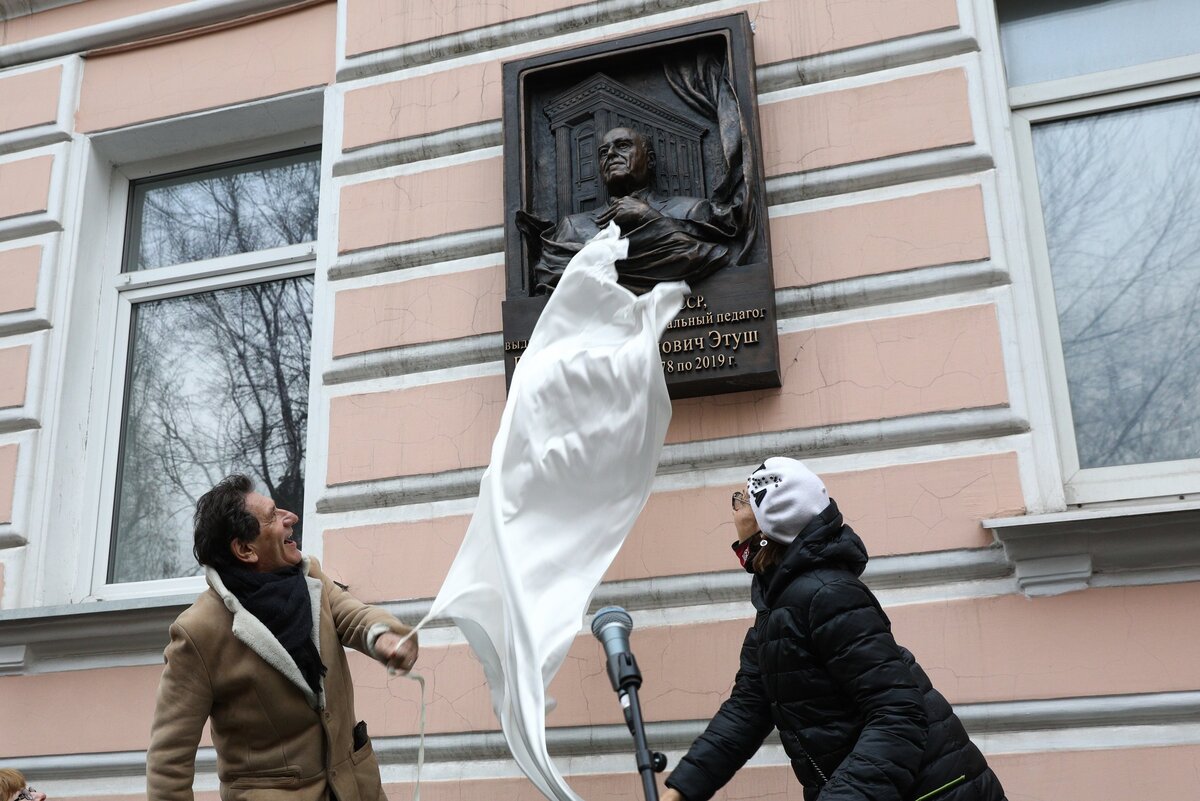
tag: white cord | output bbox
[388,668,426,801]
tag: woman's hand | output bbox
[660,790,686,801]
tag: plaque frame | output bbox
[501,13,781,399]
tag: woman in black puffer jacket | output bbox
[662,457,1007,801]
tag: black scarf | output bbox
[218,564,327,696]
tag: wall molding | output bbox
[324,333,503,385]
[335,122,502,177]
[987,501,1200,597]
[333,27,980,178]
[756,26,977,94]
[380,547,1013,629]
[0,233,61,339]
[317,407,1027,514]
[87,89,324,163]
[0,311,52,339]
[0,333,48,442]
[0,123,72,160]
[330,142,994,282]
[330,228,503,281]
[8,689,1200,783]
[0,547,1010,674]
[336,0,976,87]
[0,429,37,548]
[776,259,1007,319]
[0,0,81,21]
[0,214,61,245]
[0,142,72,251]
[0,0,312,68]
[0,57,80,158]
[766,144,993,206]
[0,412,39,436]
[336,0,709,82]
[0,589,199,674]
[322,259,1008,385]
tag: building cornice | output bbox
[7,689,1200,782]
[0,549,1010,674]
[986,500,1200,596]
[0,0,313,68]
[0,0,81,23]
[317,407,1027,514]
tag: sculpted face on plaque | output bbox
[529,126,741,295]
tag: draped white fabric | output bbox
[418,223,685,799]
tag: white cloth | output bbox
[411,223,686,800]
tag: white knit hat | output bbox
[747,457,829,544]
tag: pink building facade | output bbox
[1,0,1198,798]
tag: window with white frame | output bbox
[998,0,1200,504]
[101,148,318,584]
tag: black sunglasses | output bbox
[731,491,751,511]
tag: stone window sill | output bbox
[0,592,197,674]
[985,500,1200,596]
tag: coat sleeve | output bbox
[808,580,928,801]
[146,622,213,801]
[664,622,775,801]
[309,556,414,656]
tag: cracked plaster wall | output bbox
[0,444,16,523]
[0,245,41,315]
[343,0,958,67]
[323,452,1022,602]
[0,344,30,409]
[0,64,61,134]
[343,58,503,151]
[329,183,989,359]
[380,746,1200,801]
[340,0,962,152]
[339,581,1200,738]
[75,2,336,133]
[1,581,1196,758]
[0,155,52,221]
[333,261,505,355]
[339,156,504,254]
[0,0,188,47]
[325,304,1008,484]
[667,303,1007,440]
[337,69,973,255]
[758,69,973,175]
[3,0,1182,795]
[771,185,989,288]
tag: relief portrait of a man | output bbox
[524,126,742,295]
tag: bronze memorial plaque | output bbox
[501,14,781,399]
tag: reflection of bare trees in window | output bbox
[1034,97,1200,469]
[112,277,313,582]
[110,152,319,583]
[131,152,319,271]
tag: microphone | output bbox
[592,606,632,661]
[591,605,668,797]
[591,606,639,692]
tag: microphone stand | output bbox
[608,650,665,801]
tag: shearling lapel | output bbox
[303,559,325,707]
[206,560,326,710]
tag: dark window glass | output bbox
[998,0,1200,86]
[110,276,314,583]
[124,149,320,272]
[1032,97,1200,468]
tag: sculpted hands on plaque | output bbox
[594,195,662,229]
[523,127,741,295]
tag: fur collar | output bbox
[207,554,325,709]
